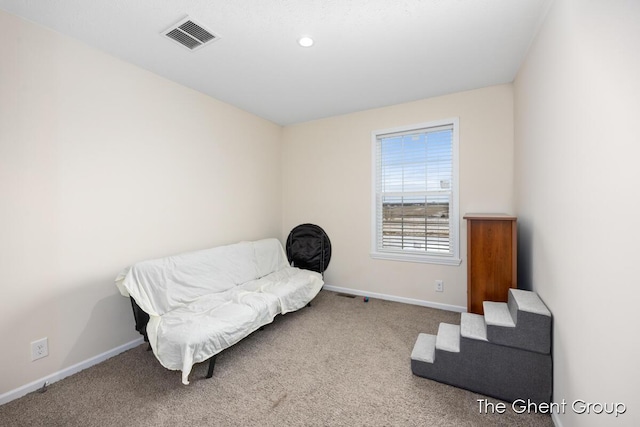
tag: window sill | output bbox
[370,251,461,266]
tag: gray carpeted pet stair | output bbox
[411,289,552,404]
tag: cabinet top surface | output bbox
[463,213,517,220]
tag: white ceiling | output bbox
[0,0,551,125]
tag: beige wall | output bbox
[514,1,639,426]
[0,10,282,395]
[282,85,514,308]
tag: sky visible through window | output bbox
[380,129,452,194]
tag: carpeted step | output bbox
[486,289,552,354]
[460,313,488,341]
[483,301,516,327]
[409,324,461,366]
[411,333,436,363]
[435,323,460,353]
[508,289,551,320]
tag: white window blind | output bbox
[371,119,460,265]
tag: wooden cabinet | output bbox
[464,214,517,314]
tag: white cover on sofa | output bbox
[116,238,323,384]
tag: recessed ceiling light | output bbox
[298,36,314,47]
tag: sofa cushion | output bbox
[148,291,280,384]
[147,266,322,384]
[253,268,324,313]
[121,241,260,315]
[253,238,289,278]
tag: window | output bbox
[371,118,460,265]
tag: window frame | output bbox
[370,118,461,265]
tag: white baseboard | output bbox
[0,337,143,406]
[323,284,467,313]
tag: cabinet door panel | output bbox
[465,215,517,314]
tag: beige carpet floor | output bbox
[0,290,553,426]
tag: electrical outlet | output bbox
[31,337,48,361]
[435,280,444,292]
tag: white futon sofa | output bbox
[116,238,323,384]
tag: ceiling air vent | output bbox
[162,17,220,51]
